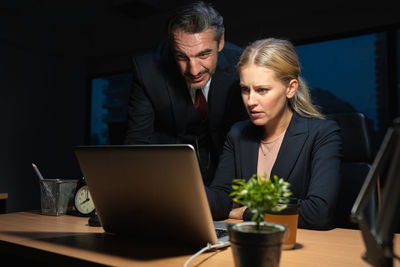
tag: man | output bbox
[124,1,246,185]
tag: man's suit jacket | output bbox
[206,112,343,229]
[124,42,246,184]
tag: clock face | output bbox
[74,185,95,216]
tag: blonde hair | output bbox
[237,38,324,119]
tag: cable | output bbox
[183,242,230,267]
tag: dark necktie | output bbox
[194,89,208,118]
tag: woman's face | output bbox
[239,64,297,128]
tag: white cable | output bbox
[183,242,230,267]
[183,243,212,267]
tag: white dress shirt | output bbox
[189,78,211,104]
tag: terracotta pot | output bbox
[265,202,299,249]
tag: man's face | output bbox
[171,28,224,89]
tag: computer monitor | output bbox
[351,118,400,267]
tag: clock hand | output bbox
[80,198,90,205]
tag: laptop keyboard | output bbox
[215,228,229,238]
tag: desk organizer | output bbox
[39,179,78,216]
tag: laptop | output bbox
[74,144,230,248]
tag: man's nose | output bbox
[187,58,201,76]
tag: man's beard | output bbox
[187,82,206,91]
[184,69,210,90]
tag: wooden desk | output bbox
[0,212,399,266]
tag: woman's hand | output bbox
[229,206,247,220]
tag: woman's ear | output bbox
[286,79,298,99]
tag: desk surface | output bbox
[0,211,399,266]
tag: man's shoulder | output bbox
[223,41,243,54]
[132,42,169,62]
[131,42,174,78]
[219,42,243,66]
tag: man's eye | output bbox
[198,53,210,59]
[175,54,188,61]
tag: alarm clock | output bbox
[74,178,95,216]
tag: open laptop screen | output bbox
[74,144,221,247]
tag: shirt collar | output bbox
[189,78,211,103]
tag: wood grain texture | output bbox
[0,212,399,266]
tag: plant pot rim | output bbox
[231,221,286,234]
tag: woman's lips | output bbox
[249,110,264,119]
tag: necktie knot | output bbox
[194,89,208,118]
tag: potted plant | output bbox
[228,173,292,267]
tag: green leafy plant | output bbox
[231,173,292,228]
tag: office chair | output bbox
[328,112,378,229]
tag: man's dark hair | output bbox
[167,1,225,42]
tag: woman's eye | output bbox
[257,88,268,94]
[241,87,250,94]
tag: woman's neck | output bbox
[262,109,293,142]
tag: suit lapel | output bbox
[239,124,261,180]
[163,48,191,135]
[271,113,309,181]
[208,52,235,127]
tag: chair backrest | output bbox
[328,112,377,229]
[328,112,374,163]
[335,162,376,229]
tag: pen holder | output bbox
[39,179,78,216]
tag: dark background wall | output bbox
[1,0,399,213]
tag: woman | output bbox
[205,38,342,230]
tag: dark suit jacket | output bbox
[124,42,246,184]
[206,112,343,229]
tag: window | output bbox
[295,33,392,149]
[90,73,131,145]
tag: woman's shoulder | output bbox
[310,116,340,132]
[294,113,340,132]
[295,114,341,142]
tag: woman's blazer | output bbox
[206,112,342,229]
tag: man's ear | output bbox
[218,34,225,52]
[286,79,298,99]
